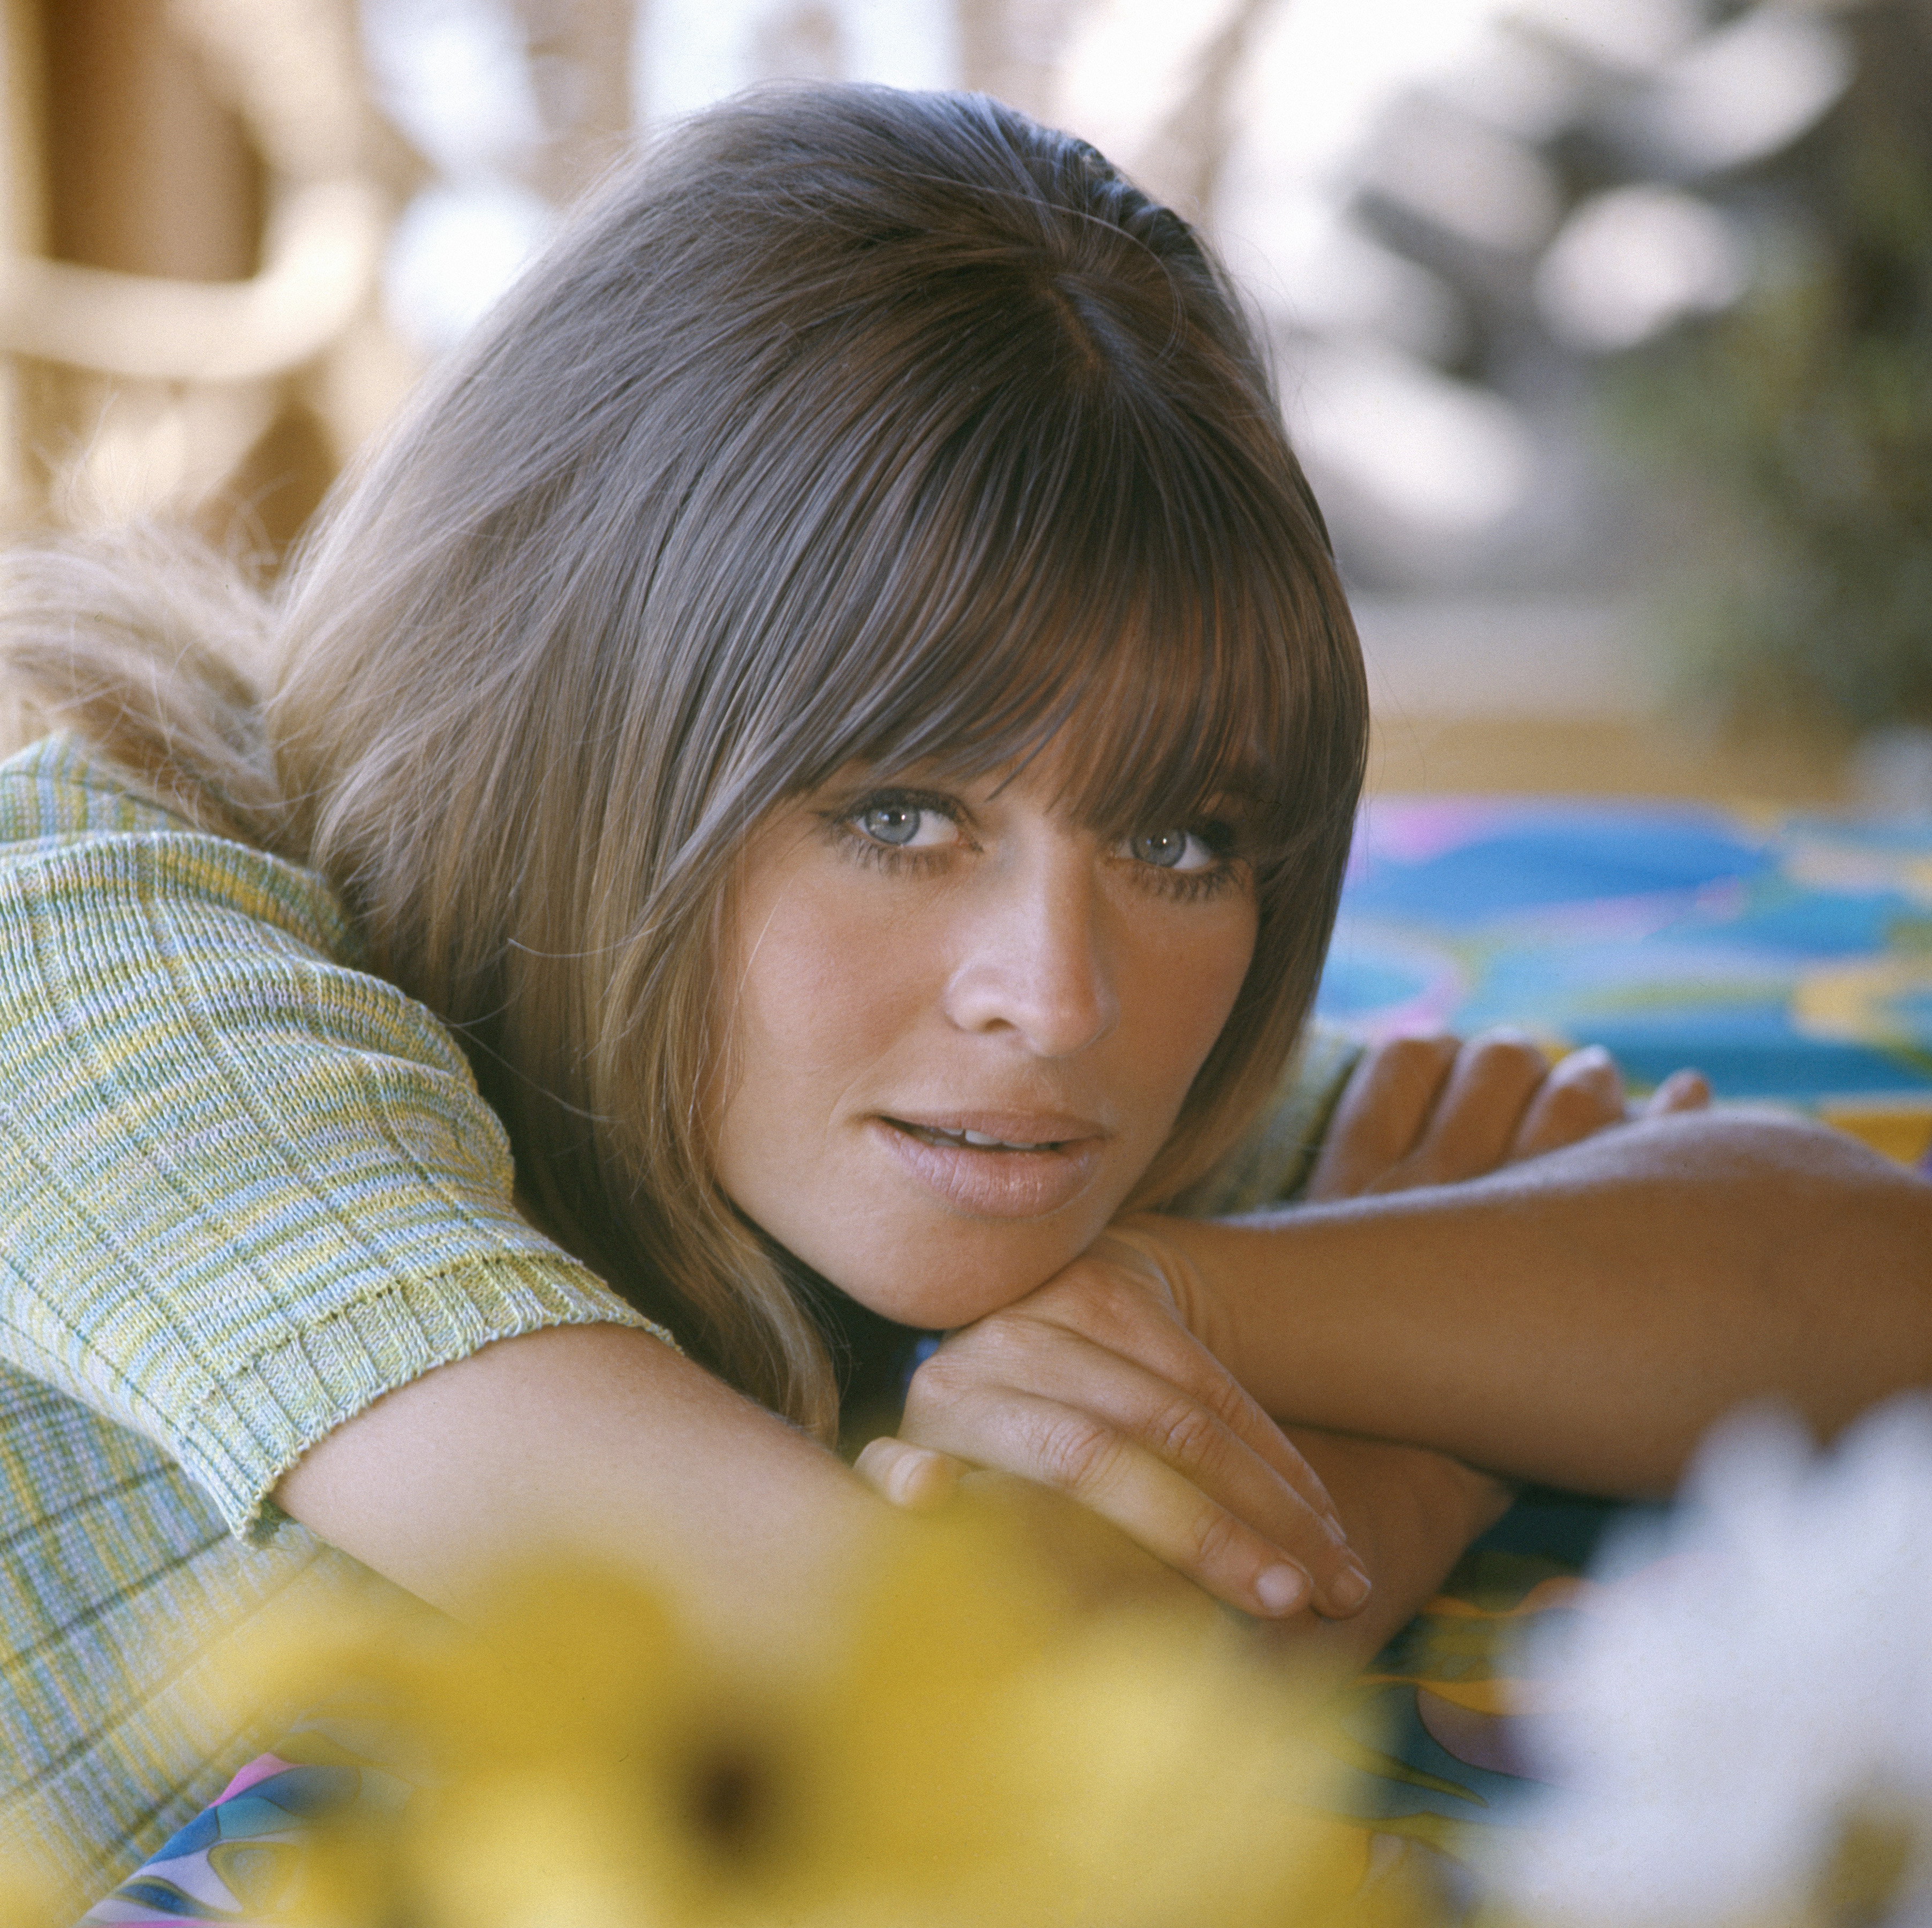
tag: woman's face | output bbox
[707,749,1259,1328]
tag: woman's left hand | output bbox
[1304,1030,1709,1201]
[854,1225,1376,1623]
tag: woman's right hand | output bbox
[854,1225,1375,1624]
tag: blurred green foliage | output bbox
[1601,2,1932,737]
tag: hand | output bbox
[854,1226,1375,1623]
[1304,1029,1710,1201]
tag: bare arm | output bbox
[1155,1109,1932,1495]
[282,1046,1921,1655]
[274,1322,890,1663]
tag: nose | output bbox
[942,845,1119,1057]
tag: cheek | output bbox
[731,894,919,1094]
[708,871,929,1193]
[1126,898,1258,1074]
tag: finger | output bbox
[909,1379,1372,1620]
[1508,1043,1628,1162]
[1643,1068,1711,1116]
[904,1329,1368,1616]
[854,1437,965,1511]
[1386,1028,1549,1187]
[1304,1034,1460,1201]
[1017,1264,1345,1533]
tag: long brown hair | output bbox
[3,86,1367,1437]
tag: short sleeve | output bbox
[0,739,675,1541]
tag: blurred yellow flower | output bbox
[281,1499,1413,1928]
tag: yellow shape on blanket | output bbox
[1793,957,1932,1055]
[1417,1576,1596,1622]
[1818,1101,1932,1166]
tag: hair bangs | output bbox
[766,357,1322,872]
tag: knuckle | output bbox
[1186,1504,1249,1577]
[902,1343,987,1419]
[955,1314,1037,1373]
[1036,1256,1106,1303]
[1088,1265,1152,1322]
[1197,1365,1259,1432]
[1060,1275,1151,1351]
[1146,1394,1225,1473]
[1543,1080,1620,1127]
[1385,1034,1455,1081]
[1034,1413,1127,1496]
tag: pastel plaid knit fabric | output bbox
[0,736,669,1908]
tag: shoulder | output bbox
[0,736,675,1540]
[0,732,195,843]
[0,732,363,969]
[0,733,487,1180]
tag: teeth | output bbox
[909,1123,1053,1152]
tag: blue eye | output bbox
[859,803,924,846]
[1131,829,1192,869]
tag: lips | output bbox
[869,1110,1107,1218]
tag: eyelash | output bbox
[826,790,1246,900]
[1144,852,1241,905]
[822,790,964,876]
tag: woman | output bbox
[3,84,1927,1901]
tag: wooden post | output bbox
[43,0,263,281]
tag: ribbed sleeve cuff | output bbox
[173,1254,679,1543]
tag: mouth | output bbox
[868,1111,1107,1218]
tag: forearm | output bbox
[1157,1111,1932,1495]
[274,1323,894,1665]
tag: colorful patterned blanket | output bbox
[74,799,1932,1922]
[1316,796,1932,1164]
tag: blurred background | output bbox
[5,0,1930,803]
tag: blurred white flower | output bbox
[1485,1397,1932,1927]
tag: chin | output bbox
[826,1223,1079,1331]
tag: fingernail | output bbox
[1330,1561,1372,1611]
[1255,1564,1310,1615]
